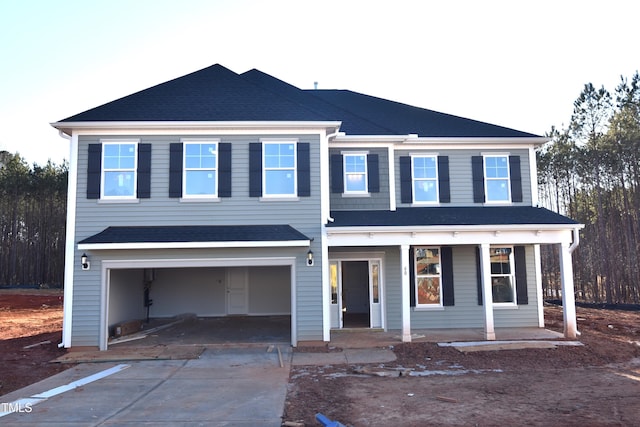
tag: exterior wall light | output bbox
[307,249,314,267]
[81,253,90,270]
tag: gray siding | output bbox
[329,147,390,210]
[394,148,532,207]
[72,134,323,347]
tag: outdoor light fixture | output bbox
[81,253,90,270]
[307,249,314,267]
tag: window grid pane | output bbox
[484,156,510,202]
[415,247,441,305]
[412,156,438,202]
[264,143,296,196]
[184,143,218,197]
[344,154,368,193]
[490,247,515,303]
[102,143,136,198]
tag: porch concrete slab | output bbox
[1,347,290,427]
[292,348,396,366]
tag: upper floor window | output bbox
[343,153,368,194]
[263,142,296,196]
[412,155,439,203]
[490,247,515,304]
[415,247,442,306]
[484,155,511,203]
[184,142,218,198]
[102,142,137,198]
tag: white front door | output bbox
[227,267,248,315]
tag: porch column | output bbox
[479,243,496,340]
[400,244,412,342]
[559,242,578,338]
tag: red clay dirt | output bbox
[2,291,640,426]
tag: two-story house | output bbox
[52,64,582,351]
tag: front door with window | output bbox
[329,258,383,329]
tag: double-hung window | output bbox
[415,247,442,306]
[490,247,515,304]
[264,142,296,196]
[343,153,368,194]
[484,155,511,202]
[412,155,438,203]
[102,142,137,198]
[184,142,218,198]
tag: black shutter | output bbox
[514,246,529,305]
[330,154,343,193]
[169,143,183,198]
[137,144,151,199]
[476,246,483,305]
[441,246,455,306]
[87,144,102,199]
[297,143,310,197]
[472,156,485,203]
[509,155,523,203]
[438,156,450,203]
[400,156,412,203]
[367,154,380,193]
[409,247,416,307]
[218,143,232,197]
[249,143,262,197]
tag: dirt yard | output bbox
[0,289,68,396]
[2,291,640,426]
[284,305,640,426]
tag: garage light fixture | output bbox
[307,249,314,267]
[81,253,90,270]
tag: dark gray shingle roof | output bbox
[328,207,579,227]
[58,64,540,138]
[78,225,310,245]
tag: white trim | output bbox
[479,243,496,340]
[529,146,539,206]
[413,246,444,308]
[79,240,311,250]
[61,134,79,349]
[51,121,342,136]
[388,145,396,211]
[410,154,440,205]
[400,245,412,342]
[333,134,550,146]
[534,244,544,327]
[100,257,298,350]
[482,154,511,204]
[261,140,298,197]
[342,152,369,195]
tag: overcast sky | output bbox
[1,0,638,165]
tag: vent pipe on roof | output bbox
[314,81,318,90]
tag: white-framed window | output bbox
[343,152,368,194]
[415,247,442,306]
[183,141,218,198]
[412,155,439,203]
[102,141,137,198]
[484,155,511,203]
[263,141,296,196]
[490,246,515,304]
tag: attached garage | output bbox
[75,225,311,350]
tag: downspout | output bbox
[568,227,580,253]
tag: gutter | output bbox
[568,227,581,253]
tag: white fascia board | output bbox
[51,121,342,136]
[78,240,311,250]
[327,223,582,234]
[333,135,550,147]
[326,225,582,246]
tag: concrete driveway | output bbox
[1,346,291,426]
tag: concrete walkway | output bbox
[1,347,291,426]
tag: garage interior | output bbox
[107,265,292,348]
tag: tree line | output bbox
[538,72,640,304]
[0,151,67,287]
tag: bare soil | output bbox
[2,291,640,426]
[284,305,640,426]
[0,289,69,396]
